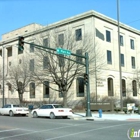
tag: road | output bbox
[0,115,140,140]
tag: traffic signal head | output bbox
[18,36,24,51]
[84,73,88,84]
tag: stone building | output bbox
[0,10,140,105]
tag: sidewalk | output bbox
[70,112,140,121]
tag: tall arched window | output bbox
[132,80,137,96]
[43,81,49,98]
[108,78,114,96]
[30,82,35,98]
[76,77,84,97]
[122,79,126,97]
[0,85,1,94]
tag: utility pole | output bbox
[2,46,5,107]
[117,0,123,111]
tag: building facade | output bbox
[0,10,140,105]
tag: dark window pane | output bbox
[106,30,111,42]
[30,82,35,98]
[130,39,134,49]
[43,56,49,69]
[121,54,124,67]
[120,35,123,46]
[30,42,34,52]
[30,59,34,71]
[107,50,112,64]
[43,81,49,98]
[43,38,48,47]
[108,78,114,96]
[8,47,12,57]
[76,49,82,63]
[77,77,84,97]
[132,80,137,96]
[58,34,64,46]
[76,29,82,41]
[131,57,135,69]
[58,54,65,67]
[122,79,126,97]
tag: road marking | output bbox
[0,125,74,140]
[0,121,138,140]
[45,122,140,140]
[0,128,19,133]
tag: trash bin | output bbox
[98,109,102,118]
[28,105,33,110]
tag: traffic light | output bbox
[84,73,88,84]
[18,36,24,51]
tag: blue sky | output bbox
[0,0,140,40]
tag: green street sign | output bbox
[56,48,71,55]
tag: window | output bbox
[43,81,49,98]
[58,54,65,67]
[122,79,126,97]
[108,78,114,96]
[30,82,35,98]
[43,56,49,69]
[121,54,124,67]
[43,38,48,47]
[132,80,137,96]
[0,85,1,94]
[106,30,111,42]
[76,49,82,63]
[30,42,34,52]
[77,77,84,97]
[0,50,2,56]
[130,39,134,50]
[7,47,12,57]
[107,50,112,64]
[58,34,64,46]
[75,28,82,41]
[131,56,135,69]
[120,35,123,46]
[30,59,34,71]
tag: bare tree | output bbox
[6,57,33,104]
[31,28,105,107]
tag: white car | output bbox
[31,104,73,119]
[0,104,29,117]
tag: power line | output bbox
[127,19,140,25]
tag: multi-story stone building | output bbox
[0,10,140,105]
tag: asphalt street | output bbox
[0,115,140,140]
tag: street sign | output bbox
[56,48,71,55]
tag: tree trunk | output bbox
[63,90,67,107]
[18,93,23,105]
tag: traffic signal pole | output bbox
[85,53,92,117]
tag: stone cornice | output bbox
[0,10,140,46]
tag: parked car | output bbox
[31,104,73,119]
[0,104,29,116]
